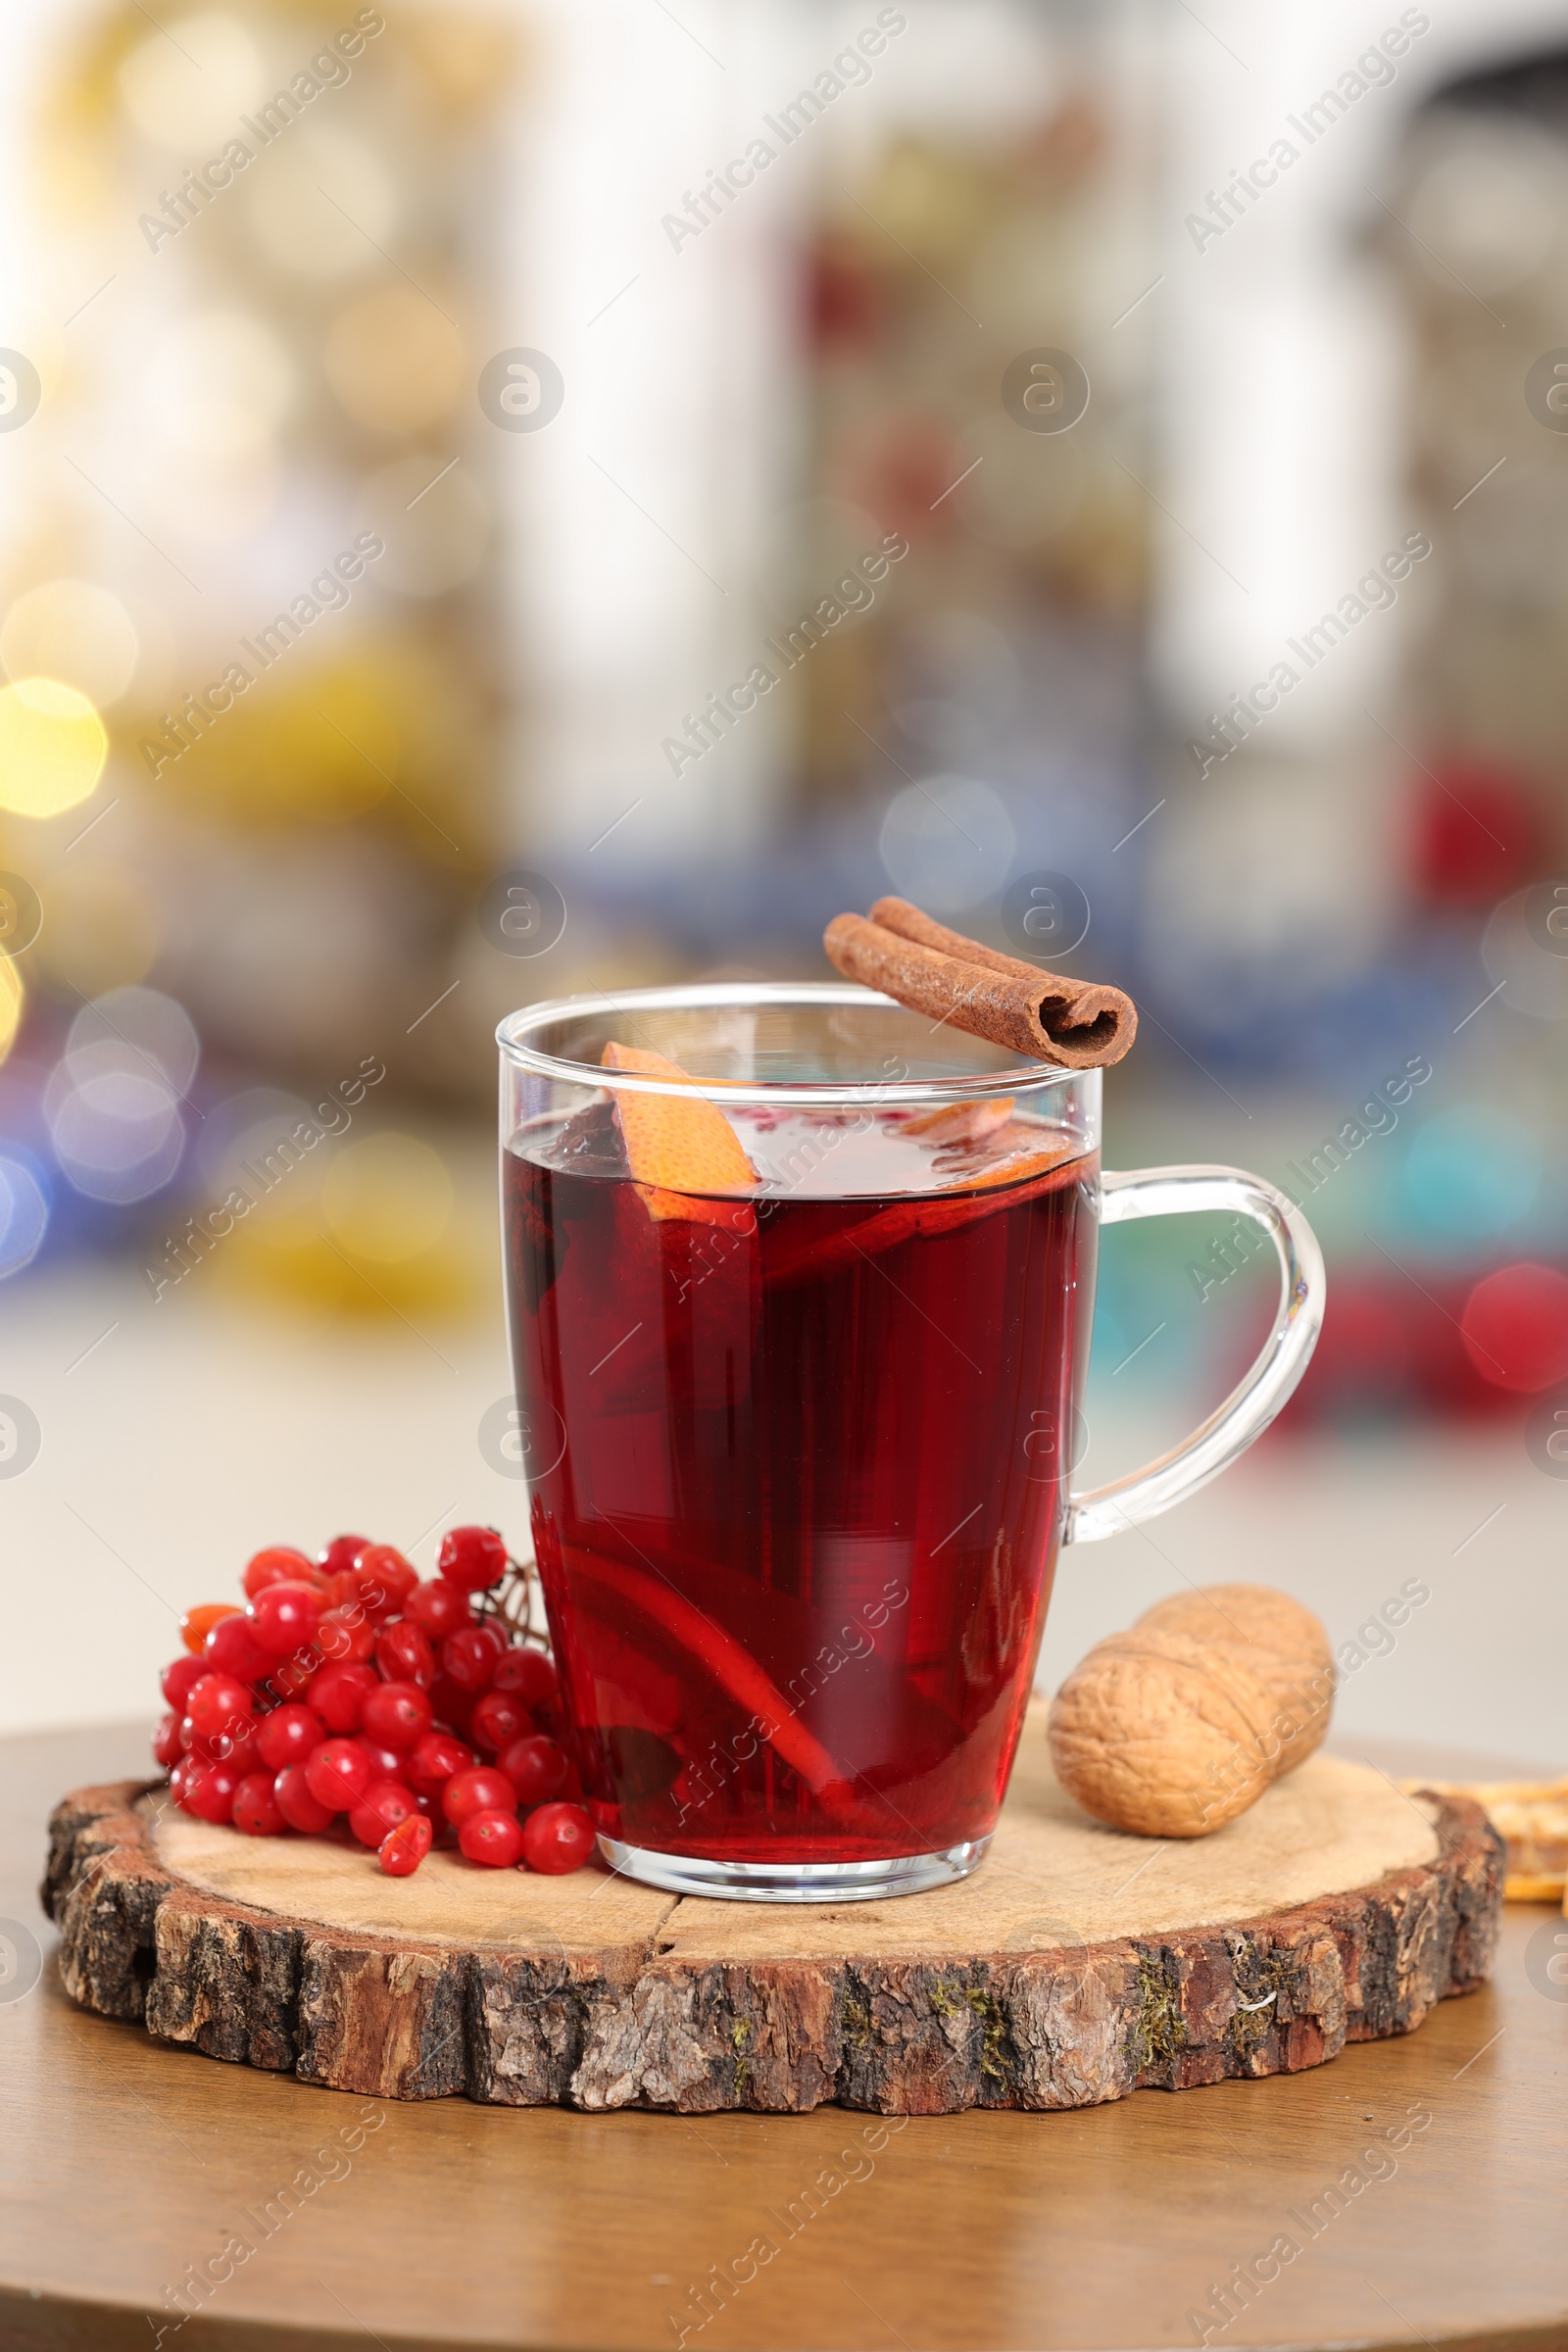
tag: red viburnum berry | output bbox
[437,1525,509,1592]
[520,1802,596,1875]
[378,1814,432,1877]
[460,1808,524,1868]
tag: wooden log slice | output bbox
[42,1726,1503,2117]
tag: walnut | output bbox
[1139,1583,1336,1770]
[1047,1584,1336,1838]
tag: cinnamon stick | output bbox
[823,896,1137,1070]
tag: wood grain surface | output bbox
[3,1724,1565,2351]
[43,1732,1503,2114]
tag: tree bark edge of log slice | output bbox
[42,1775,1504,2116]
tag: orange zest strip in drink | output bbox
[568,1543,855,1811]
[602,1042,758,1231]
[763,1145,1086,1288]
[902,1097,1014,1145]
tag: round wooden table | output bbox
[2,1725,1564,2351]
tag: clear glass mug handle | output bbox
[1064,1165,1326,1545]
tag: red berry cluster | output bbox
[153,1527,596,1878]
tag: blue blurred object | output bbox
[0,1146,50,1278]
[1403,1106,1540,1243]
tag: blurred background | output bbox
[0,0,1563,1765]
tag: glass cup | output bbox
[498,983,1323,1901]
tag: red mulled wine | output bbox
[505,1097,1098,1869]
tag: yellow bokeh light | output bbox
[321,1133,453,1264]
[0,678,108,816]
[0,954,22,1062]
[118,13,263,151]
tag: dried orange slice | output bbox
[602,1042,757,1228]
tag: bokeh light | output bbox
[117,12,263,150]
[45,988,197,1205]
[141,308,295,458]
[0,956,22,1062]
[1461,1262,1568,1393]
[1,581,138,707]
[0,1152,50,1279]
[0,679,108,816]
[1404,1107,1540,1239]
[47,1056,183,1204]
[321,1132,453,1262]
[66,987,199,1094]
[246,128,396,279]
[325,288,467,435]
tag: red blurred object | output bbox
[851,414,960,545]
[1288,1285,1416,1414]
[1461,1263,1568,1393]
[807,234,882,353]
[1406,760,1536,907]
[1282,1257,1568,1425]
[152,1710,183,1770]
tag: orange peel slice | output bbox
[602,1042,758,1228]
[763,1146,1087,1287]
[903,1097,1015,1145]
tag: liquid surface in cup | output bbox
[505,1098,1098,1864]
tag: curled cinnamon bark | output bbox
[823,896,1137,1070]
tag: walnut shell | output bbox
[1138,1584,1335,1774]
[1047,1628,1279,1838]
